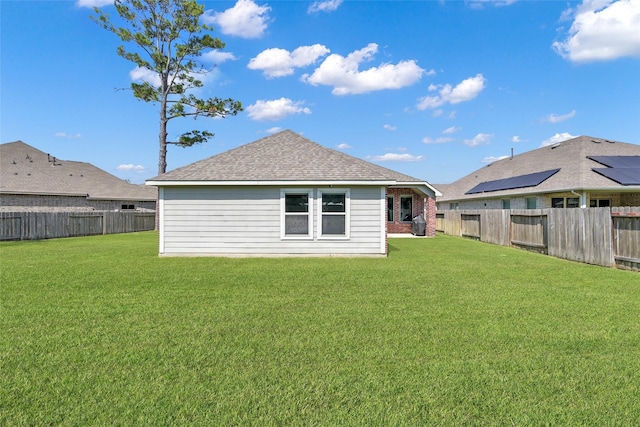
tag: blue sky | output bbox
[2,0,639,185]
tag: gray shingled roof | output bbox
[148,129,430,184]
[438,136,640,202]
[0,141,157,201]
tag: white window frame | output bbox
[280,189,313,240]
[317,188,350,240]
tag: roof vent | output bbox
[606,140,615,144]
[592,139,601,143]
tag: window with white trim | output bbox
[387,196,394,222]
[318,189,350,239]
[281,190,313,239]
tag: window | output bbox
[387,196,394,222]
[318,189,349,238]
[400,196,413,222]
[567,197,580,208]
[450,202,459,210]
[502,199,511,209]
[590,199,611,207]
[121,204,135,210]
[281,190,312,238]
[526,198,537,209]
[552,197,580,208]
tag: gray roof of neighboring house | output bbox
[438,136,640,202]
[0,141,157,201]
[148,130,440,194]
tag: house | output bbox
[0,141,157,212]
[145,130,441,256]
[437,136,640,210]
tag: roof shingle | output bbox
[148,129,428,184]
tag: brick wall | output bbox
[386,188,436,237]
[0,193,156,212]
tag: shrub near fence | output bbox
[436,207,640,271]
[0,211,156,241]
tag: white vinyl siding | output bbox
[159,186,385,255]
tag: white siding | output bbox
[159,186,385,256]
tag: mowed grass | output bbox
[1,232,639,425]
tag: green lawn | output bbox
[1,232,639,425]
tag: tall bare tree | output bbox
[93,0,242,174]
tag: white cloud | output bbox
[308,0,343,13]
[130,67,162,87]
[383,124,397,131]
[422,136,454,144]
[370,153,424,162]
[467,0,517,8]
[203,0,271,39]
[442,126,461,134]
[75,0,113,7]
[512,135,523,143]
[541,132,578,146]
[201,50,237,64]
[246,97,311,121]
[337,143,352,149]
[482,155,510,163]
[543,109,576,123]
[417,74,486,110]
[553,0,640,62]
[248,45,330,78]
[265,127,283,134]
[117,164,147,173]
[464,133,493,147]
[55,132,82,139]
[301,43,425,95]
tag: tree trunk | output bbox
[158,80,169,175]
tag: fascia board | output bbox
[146,180,395,187]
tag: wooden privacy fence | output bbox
[0,211,156,241]
[436,207,640,271]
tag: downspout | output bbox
[570,190,587,208]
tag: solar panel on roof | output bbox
[465,168,560,195]
[588,156,640,168]
[592,168,640,185]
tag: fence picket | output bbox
[1,212,156,241]
[437,207,638,271]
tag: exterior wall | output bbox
[0,193,156,212]
[425,196,437,237]
[159,185,386,256]
[438,192,640,210]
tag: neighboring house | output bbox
[0,141,157,212]
[437,136,640,210]
[146,130,440,257]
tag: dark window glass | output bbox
[401,196,413,222]
[567,197,580,208]
[322,194,345,212]
[322,215,345,235]
[285,215,308,235]
[285,194,308,212]
[552,198,564,208]
[387,197,394,222]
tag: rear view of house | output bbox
[146,130,440,256]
